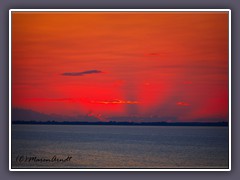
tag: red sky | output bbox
[11,12,229,121]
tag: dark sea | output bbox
[11,125,229,169]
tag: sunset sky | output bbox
[11,11,229,122]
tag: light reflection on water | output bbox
[11,125,229,168]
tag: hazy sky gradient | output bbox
[12,12,229,121]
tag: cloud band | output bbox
[61,70,103,76]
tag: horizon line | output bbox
[12,120,228,127]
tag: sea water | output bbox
[11,125,229,169]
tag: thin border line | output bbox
[228,9,232,171]
[9,9,231,172]
[10,9,230,11]
[9,9,12,172]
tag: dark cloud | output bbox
[61,70,103,76]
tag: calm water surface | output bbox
[11,125,229,168]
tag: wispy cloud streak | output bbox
[61,70,103,76]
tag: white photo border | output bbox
[9,9,231,172]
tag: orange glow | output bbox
[177,102,190,106]
[90,99,139,105]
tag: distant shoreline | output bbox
[12,121,228,127]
